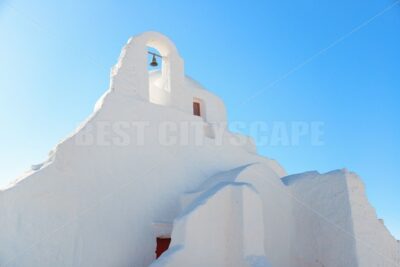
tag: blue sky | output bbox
[0,0,399,239]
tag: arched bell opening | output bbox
[147,44,172,106]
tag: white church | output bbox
[0,32,399,267]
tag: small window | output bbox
[193,102,201,116]
[156,237,171,258]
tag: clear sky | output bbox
[0,0,399,239]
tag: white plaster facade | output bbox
[0,32,399,267]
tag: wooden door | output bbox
[156,237,171,258]
[193,102,201,116]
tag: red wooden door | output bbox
[193,102,201,116]
[156,237,171,258]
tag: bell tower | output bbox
[110,31,192,113]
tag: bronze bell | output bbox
[150,54,158,67]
